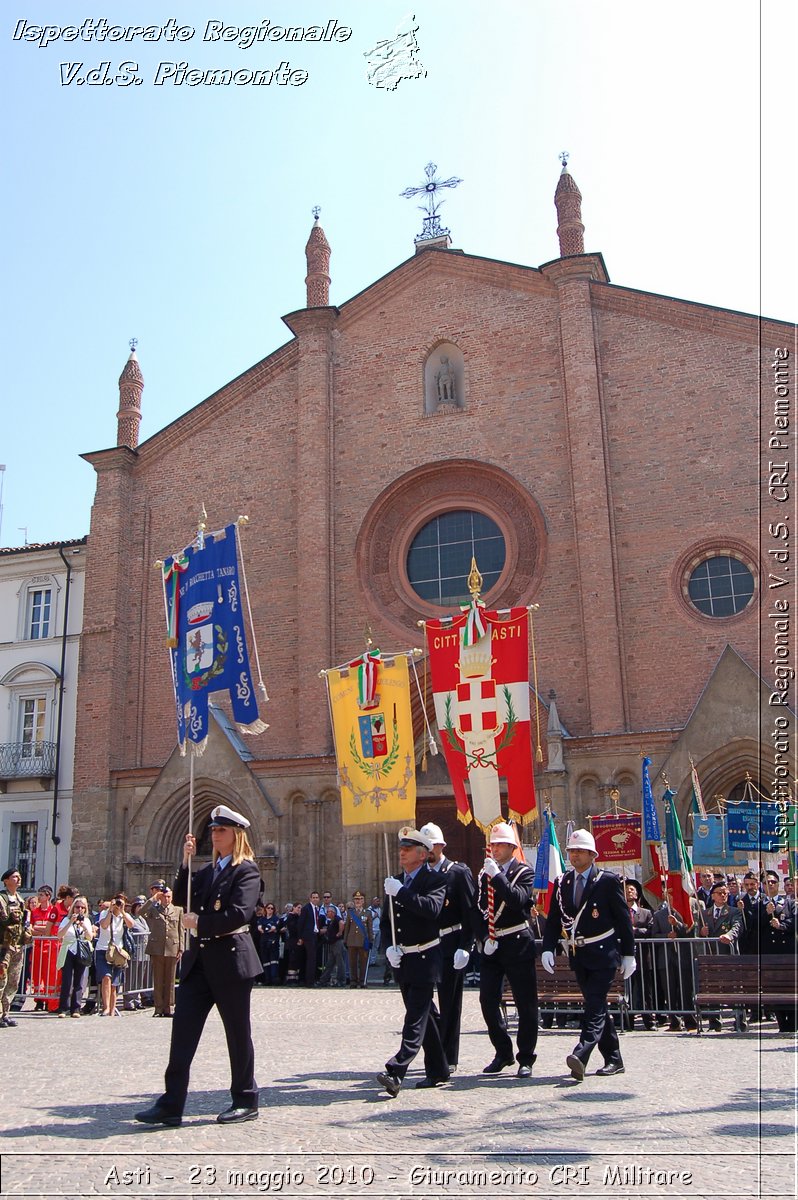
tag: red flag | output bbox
[426,607,536,831]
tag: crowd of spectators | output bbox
[1,869,794,1032]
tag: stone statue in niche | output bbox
[435,355,457,404]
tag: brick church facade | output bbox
[70,165,792,901]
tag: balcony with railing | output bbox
[0,741,56,787]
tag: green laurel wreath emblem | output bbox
[183,624,228,691]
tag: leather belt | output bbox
[572,927,615,947]
[439,924,462,936]
[399,937,440,954]
[493,922,530,938]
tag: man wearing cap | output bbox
[0,868,32,1027]
[418,822,475,1074]
[475,822,539,1079]
[135,804,262,1127]
[342,892,373,988]
[376,827,449,1097]
[541,829,636,1081]
[699,882,741,950]
[139,885,184,1017]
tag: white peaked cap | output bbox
[209,804,250,829]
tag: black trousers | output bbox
[302,934,319,986]
[479,939,539,1066]
[57,953,88,1014]
[437,955,466,1067]
[571,961,620,1064]
[159,957,258,1115]
[386,978,448,1081]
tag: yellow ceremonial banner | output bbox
[328,655,416,827]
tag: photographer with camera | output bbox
[95,892,134,1017]
[55,896,95,1017]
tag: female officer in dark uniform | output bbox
[135,804,262,1126]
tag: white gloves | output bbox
[482,856,500,879]
[383,876,402,897]
[541,950,555,974]
[386,945,404,968]
[621,954,637,979]
[453,948,470,971]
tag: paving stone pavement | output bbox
[0,987,793,1198]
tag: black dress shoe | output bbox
[376,1071,402,1098]
[565,1054,586,1081]
[415,1076,450,1088]
[1,1017,18,1028]
[217,1106,258,1124]
[708,1017,722,1032]
[135,1104,182,1127]
[595,1061,625,1076]
[517,1065,533,1079]
[482,1056,514,1074]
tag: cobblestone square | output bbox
[0,987,794,1198]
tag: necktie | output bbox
[574,874,585,908]
[313,906,318,934]
[714,907,720,918]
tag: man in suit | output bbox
[542,828,636,1081]
[650,893,697,1031]
[297,891,326,986]
[140,884,184,1016]
[376,827,448,1097]
[736,871,763,955]
[420,822,476,1074]
[474,822,539,1079]
[760,871,796,1032]
[699,882,742,948]
[135,804,262,1127]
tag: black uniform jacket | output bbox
[382,863,446,985]
[701,902,742,943]
[542,866,635,969]
[173,858,262,982]
[436,857,477,955]
[474,858,537,947]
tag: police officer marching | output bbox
[419,822,476,1075]
[376,827,449,1098]
[475,822,539,1079]
[541,828,636,1081]
[135,804,262,1127]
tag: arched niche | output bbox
[423,341,465,414]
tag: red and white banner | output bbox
[425,607,536,831]
[591,815,642,863]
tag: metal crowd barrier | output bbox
[13,930,154,1011]
[623,936,733,1022]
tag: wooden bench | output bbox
[501,960,627,1029]
[694,954,796,1033]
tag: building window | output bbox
[407,511,506,606]
[687,555,755,617]
[20,697,47,758]
[9,822,37,889]
[26,587,52,639]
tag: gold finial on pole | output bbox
[467,556,483,600]
[661,772,670,788]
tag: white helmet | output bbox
[566,828,597,855]
[489,822,517,846]
[419,822,445,846]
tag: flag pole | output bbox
[383,829,397,948]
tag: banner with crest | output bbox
[161,522,267,754]
[326,651,416,827]
[424,604,536,831]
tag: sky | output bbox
[2,0,796,547]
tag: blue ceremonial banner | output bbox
[163,524,267,753]
[533,817,552,891]
[642,756,660,841]
[726,802,783,853]
[692,814,748,867]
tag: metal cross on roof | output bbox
[129,337,138,352]
[312,205,321,220]
[400,161,463,242]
